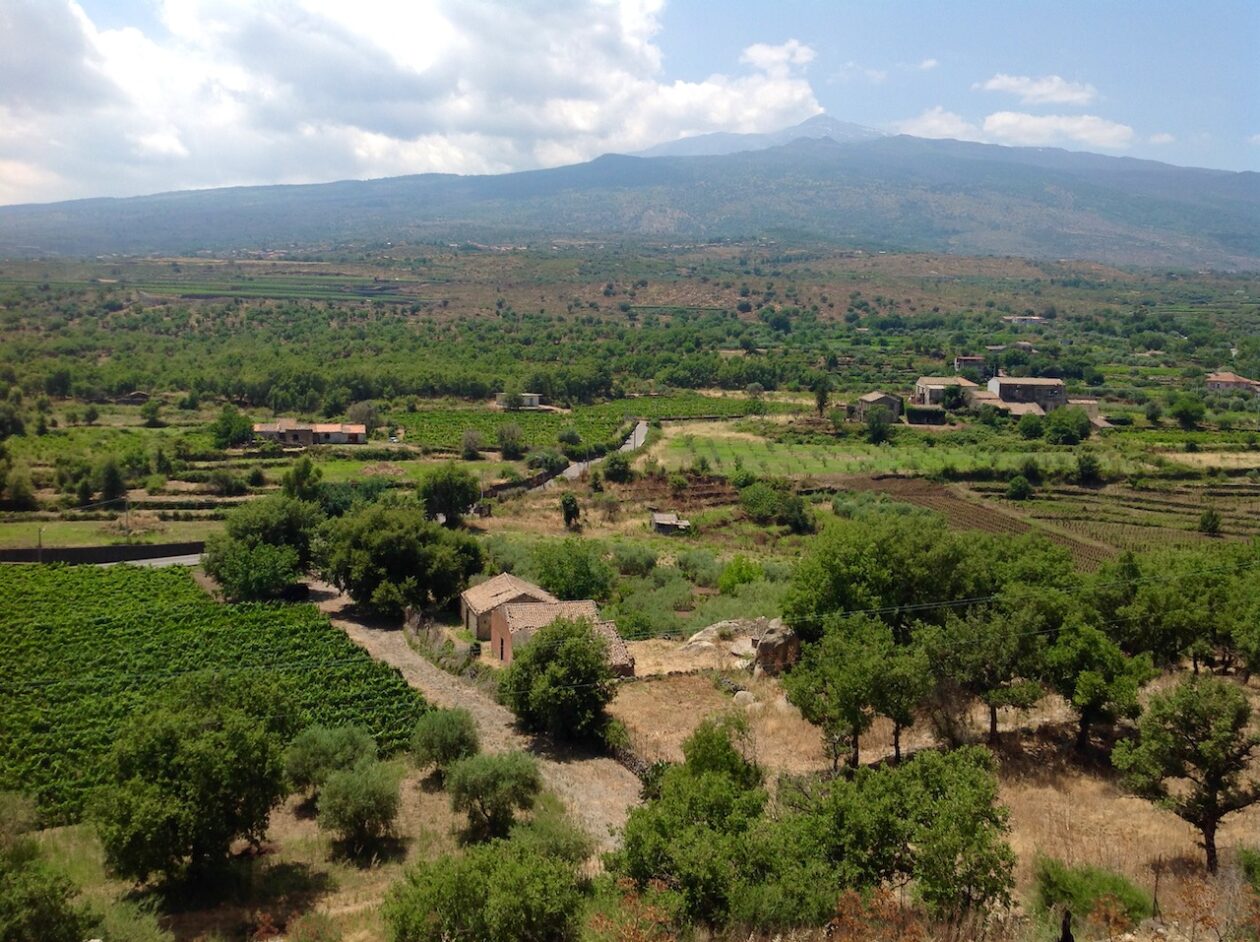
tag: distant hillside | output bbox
[1,134,1258,268]
[632,114,885,157]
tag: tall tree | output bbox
[1113,676,1260,873]
[419,463,480,528]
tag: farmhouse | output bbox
[252,420,367,446]
[652,511,692,534]
[914,376,977,406]
[1206,371,1260,395]
[986,376,1068,411]
[854,391,903,421]
[490,600,635,676]
[459,573,557,641]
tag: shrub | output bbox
[203,537,299,601]
[317,759,401,853]
[461,428,484,459]
[528,449,568,475]
[612,543,657,576]
[676,548,721,587]
[285,724,377,794]
[1005,474,1033,501]
[1033,856,1153,924]
[386,837,583,942]
[603,451,633,483]
[533,538,613,601]
[497,423,525,460]
[1199,506,1222,536]
[447,752,542,840]
[1017,413,1044,439]
[500,618,614,741]
[410,709,479,775]
[718,555,762,595]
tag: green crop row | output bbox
[0,564,426,823]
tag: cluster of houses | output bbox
[458,572,635,676]
[855,371,1106,426]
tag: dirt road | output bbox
[311,583,641,849]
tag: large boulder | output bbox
[752,619,799,677]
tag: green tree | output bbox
[783,615,887,771]
[1005,474,1033,500]
[1042,620,1155,751]
[281,454,323,502]
[1143,400,1162,425]
[870,640,933,762]
[317,759,401,854]
[813,376,830,417]
[1199,506,1222,536]
[90,675,291,881]
[602,451,632,482]
[83,404,99,426]
[1044,407,1092,445]
[0,793,98,942]
[865,405,893,444]
[497,422,525,460]
[210,404,253,448]
[1016,413,1044,439]
[560,492,580,529]
[284,724,377,795]
[533,538,613,600]
[500,618,614,741]
[386,838,583,942]
[219,494,324,568]
[346,400,380,433]
[318,502,482,616]
[139,399,164,428]
[202,538,299,601]
[410,708,480,777]
[447,752,542,840]
[1169,394,1206,430]
[95,456,127,503]
[461,428,483,460]
[418,463,480,528]
[2,466,36,510]
[1113,676,1260,873]
[717,554,762,595]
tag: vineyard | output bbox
[0,565,426,823]
[390,394,798,451]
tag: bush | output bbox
[603,451,633,483]
[533,538,613,601]
[461,429,483,460]
[676,548,721,587]
[386,837,583,942]
[317,759,401,853]
[718,555,762,595]
[410,709,479,775]
[497,423,525,460]
[612,543,657,576]
[1033,856,1153,924]
[500,618,615,741]
[1017,413,1044,439]
[1199,506,1222,536]
[1005,474,1033,501]
[447,752,542,840]
[285,724,377,794]
[527,449,568,475]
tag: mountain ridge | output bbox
[1,132,1257,268]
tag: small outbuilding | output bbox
[651,511,691,534]
[489,600,636,676]
[854,391,903,421]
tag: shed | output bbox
[854,391,903,421]
[651,511,691,534]
[490,600,634,676]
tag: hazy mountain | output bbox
[631,114,885,158]
[1,133,1258,268]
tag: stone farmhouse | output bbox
[459,572,556,641]
[252,420,367,446]
[985,376,1068,412]
[914,376,977,406]
[854,391,903,421]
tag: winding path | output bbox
[311,582,641,849]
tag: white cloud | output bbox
[832,61,888,84]
[1149,132,1176,145]
[893,106,981,141]
[974,73,1098,106]
[896,106,1134,150]
[917,58,939,71]
[0,0,822,203]
[981,112,1134,149]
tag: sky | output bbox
[1,0,1256,206]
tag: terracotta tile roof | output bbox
[989,376,1065,387]
[1207,371,1257,384]
[502,600,600,637]
[916,376,978,387]
[859,390,901,402]
[461,573,556,615]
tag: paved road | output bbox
[99,553,203,567]
[311,582,641,849]
[548,420,648,486]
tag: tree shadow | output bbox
[328,834,409,869]
[292,793,319,820]
[417,769,446,794]
[990,721,1124,787]
[128,857,337,942]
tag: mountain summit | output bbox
[631,114,885,158]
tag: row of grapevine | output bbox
[0,564,426,823]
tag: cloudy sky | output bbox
[2,0,1256,205]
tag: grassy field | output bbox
[0,517,221,548]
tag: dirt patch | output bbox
[1159,450,1260,469]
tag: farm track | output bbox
[311,582,641,851]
